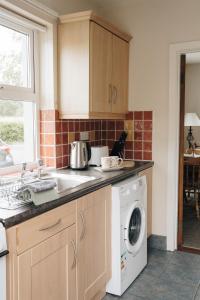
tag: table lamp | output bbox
[184,113,200,149]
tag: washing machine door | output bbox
[124,201,146,255]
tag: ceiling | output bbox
[35,0,99,15]
[35,0,200,66]
[35,0,141,15]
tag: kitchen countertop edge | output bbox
[1,161,153,228]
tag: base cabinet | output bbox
[17,225,76,300]
[6,186,111,300]
[76,186,111,300]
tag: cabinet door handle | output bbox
[79,211,86,240]
[113,86,118,104]
[108,84,112,104]
[39,218,61,231]
[70,239,77,269]
[0,250,9,258]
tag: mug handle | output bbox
[118,158,123,166]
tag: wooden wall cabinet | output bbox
[139,167,153,238]
[6,186,111,300]
[58,11,131,119]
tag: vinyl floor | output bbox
[183,202,200,249]
[104,248,200,300]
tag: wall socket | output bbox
[80,131,89,140]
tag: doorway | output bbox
[178,53,200,254]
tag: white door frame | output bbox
[167,40,200,251]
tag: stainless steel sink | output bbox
[41,173,99,194]
[0,173,100,208]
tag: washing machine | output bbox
[106,175,147,296]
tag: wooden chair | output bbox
[184,157,200,219]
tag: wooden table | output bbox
[184,155,200,219]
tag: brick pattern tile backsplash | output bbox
[133,111,152,160]
[40,110,153,168]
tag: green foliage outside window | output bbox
[0,122,24,143]
[0,30,25,144]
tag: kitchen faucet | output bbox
[37,159,44,179]
[21,162,27,182]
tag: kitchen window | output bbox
[0,16,38,172]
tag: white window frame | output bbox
[0,17,36,102]
[0,15,40,176]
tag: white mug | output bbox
[101,156,123,169]
[101,157,112,169]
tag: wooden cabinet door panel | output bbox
[77,186,111,300]
[58,20,90,117]
[17,225,76,300]
[112,35,129,114]
[139,168,152,237]
[90,22,112,114]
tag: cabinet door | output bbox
[112,35,129,114]
[90,22,113,115]
[58,20,90,118]
[139,168,152,237]
[17,225,76,300]
[77,186,111,300]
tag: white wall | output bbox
[185,63,200,147]
[92,0,200,237]
[36,0,200,237]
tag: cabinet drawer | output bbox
[16,201,76,254]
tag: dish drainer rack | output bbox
[0,177,32,209]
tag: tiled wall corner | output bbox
[40,109,153,168]
[40,110,57,168]
[133,111,152,160]
[101,120,125,151]
[40,110,102,168]
[101,111,152,161]
[124,112,134,159]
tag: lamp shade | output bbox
[184,113,200,126]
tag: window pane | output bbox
[0,100,35,168]
[0,24,29,88]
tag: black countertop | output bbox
[0,160,153,228]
